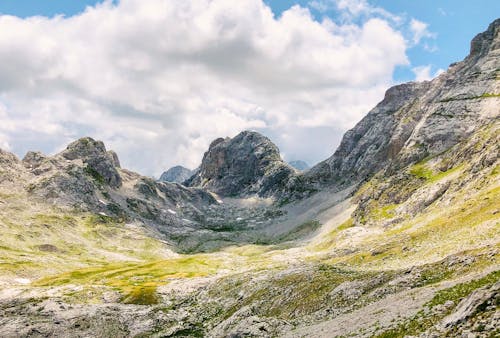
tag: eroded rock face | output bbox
[187,131,296,198]
[0,149,25,185]
[442,282,500,328]
[61,138,122,188]
[305,18,500,190]
[159,166,193,184]
[0,148,21,170]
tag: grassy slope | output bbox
[0,125,498,336]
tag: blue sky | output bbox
[1,0,497,83]
[267,0,500,82]
[0,0,497,175]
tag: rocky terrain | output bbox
[159,166,194,184]
[0,18,498,338]
[185,131,297,198]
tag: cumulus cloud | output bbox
[409,18,436,45]
[0,0,408,176]
[412,65,444,82]
[309,0,401,23]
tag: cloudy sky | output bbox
[0,0,498,176]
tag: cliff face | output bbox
[186,131,296,198]
[305,18,500,190]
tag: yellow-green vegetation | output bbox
[440,93,500,102]
[278,220,321,242]
[311,218,354,251]
[326,183,500,270]
[480,92,500,98]
[357,199,400,225]
[35,255,225,304]
[428,270,500,307]
[0,202,170,280]
[216,264,375,321]
[337,218,355,231]
[370,203,398,221]
[409,160,463,183]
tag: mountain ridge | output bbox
[0,18,498,338]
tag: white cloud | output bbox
[409,18,436,45]
[412,65,444,82]
[309,0,401,23]
[0,0,408,176]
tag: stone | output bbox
[60,137,122,188]
[441,282,500,328]
[186,131,296,198]
[159,165,193,183]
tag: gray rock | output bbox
[0,148,20,169]
[186,131,296,198]
[159,165,193,183]
[305,18,500,190]
[441,282,499,328]
[22,151,47,168]
[61,137,122,188]
[107,150,121,168]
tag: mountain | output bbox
[288,160,310,171]
[304,18,500,192]
[0,19,498,338]
[159,165,193,183]
[186,130,296,198]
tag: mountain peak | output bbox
[305,18,500,190]
[186,130,295,197]
[469,18,500,58]
[60,137,122,188]
[159,165,193,183]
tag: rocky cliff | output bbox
[186,131,296,198]
[305,18,500,191]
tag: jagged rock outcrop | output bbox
[441,282,500,328]
[159,166,193,183]
[60,137,122,188]
[289,160,310,171]
[305,18,500,190]
[0,148,21,171]
[186,131,296,198]
[0,149,26,186]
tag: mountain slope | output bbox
[304,18,499,192]
[0,18,498,338]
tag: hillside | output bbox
[0,18,499,338]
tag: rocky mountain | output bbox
[159,165,194,183]
[0,19,498,338]
[304,18,500,192]
[288,160,310,171]
[186,131,296,198]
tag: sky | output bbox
[0,0,498,177]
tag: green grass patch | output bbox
[34,255,224,303]
[409,160,463,183]
[122,285,159,305]
[371,204,398,221]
